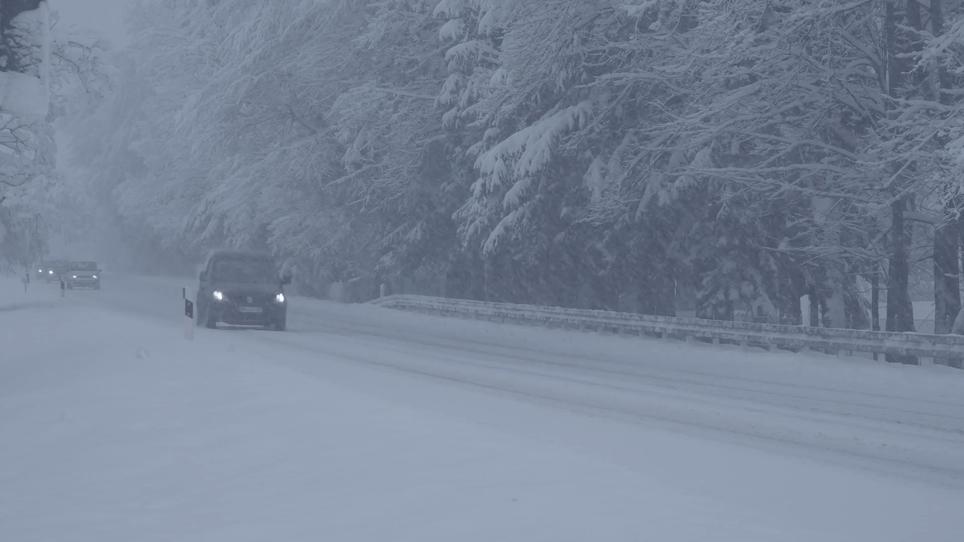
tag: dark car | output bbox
[196,251,291,331]
[66,261,101,290]
[38,260,69,282]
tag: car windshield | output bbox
[212,258,276,283]
[71,262,97,271]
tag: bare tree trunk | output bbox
[843,267,870,330]
[933,211,959,334]
[887,199,918,364]
[928,0,960,337]
[871,271,881,361]
[808,285,820,327]
[871,272,880,332]
[931,0,945,46]
[886,202,914,336]
[938,0,964,370]
[882,0,918,363]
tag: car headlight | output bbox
[38,269,42,273]
[92,275,98,279]
[212,290,225,301]
[274,292,286,304]
[48,270,53,275]
[72,275,78,279]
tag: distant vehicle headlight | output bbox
[72,275,78,279]
[38,269,42,273]
[275,292,286,304]
[212,290,225,302]
[92,275,98,279]
[48,270,53,275]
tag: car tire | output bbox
[272,318,286,332]
[198,299,217,329]
[205,309,217,329]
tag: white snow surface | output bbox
[2,274,964,541]
[0,72,47,120]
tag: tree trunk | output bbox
[930,0,960,337]
[871,271,880,361]
[931,0,945,46]
[824,265,854,329]
[843,269,870,330]
[882,1,918,363]
[808,285,820,327]
[777,279,802,325]
[871,272,880,332]
[886,198,918,364]
[885,200,914,335]
[885,0,898,96]
[934,208,959,334]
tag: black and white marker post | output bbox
[183,287,194,340]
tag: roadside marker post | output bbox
[183,287,194,341]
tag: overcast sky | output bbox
[54,0,131,46]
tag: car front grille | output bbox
[227,292,272,305]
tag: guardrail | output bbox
[371,295,964,368]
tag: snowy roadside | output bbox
[0,291,823,542]
[3,275,964,541]
[3,301,666,541]
[0,274,60,312]
[64,274,964,480]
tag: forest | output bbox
[10,0,964,341]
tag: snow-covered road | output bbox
[3,275,964,541]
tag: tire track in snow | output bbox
[240,326,964,487]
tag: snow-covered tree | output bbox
[61,0,964,345]
[0,0,51,267]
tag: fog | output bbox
[8,0,958,336]
[54,0,129,46]
[3,3,964,540]
[5,0,960,333]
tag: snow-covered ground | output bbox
[2,274,964,542]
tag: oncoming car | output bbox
[38,260,69,282]
[66,261,101,290]
[196,251,291,331]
